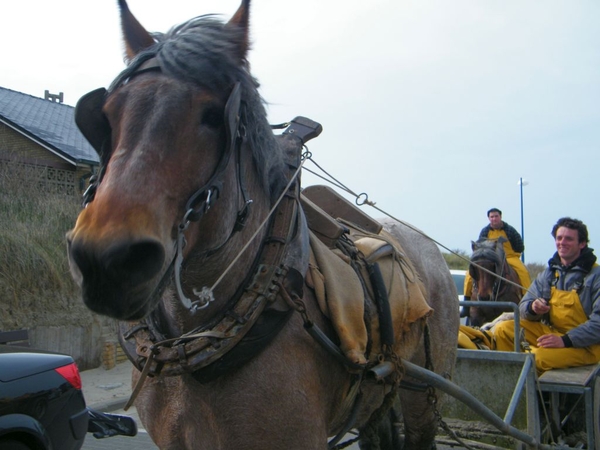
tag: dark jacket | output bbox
[520,247,600,348]
[479,221,524,253]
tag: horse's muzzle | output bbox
[67,236,166,320]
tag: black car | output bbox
[0,348,136,450]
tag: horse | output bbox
[467,238,523,327]
[66,1,458,449]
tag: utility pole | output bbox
[518,177,528,263]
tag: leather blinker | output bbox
[74,87,111,156]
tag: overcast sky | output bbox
[2,1,599,264]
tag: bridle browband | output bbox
[74,57,252,312]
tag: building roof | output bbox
[0,86,99,166]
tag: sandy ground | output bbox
[80,361,134,411]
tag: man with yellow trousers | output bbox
[494,217,600,373]
[463,208,531,305]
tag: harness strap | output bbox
[119,170,302,378]
[367,261,395,347]
[182,82,243,223]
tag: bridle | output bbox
[74,57,253,312]
[470,246,507,301]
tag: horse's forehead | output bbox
[109,75,219,111]
[472,246,499,262]
[104,76,223,142]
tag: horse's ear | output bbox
[118,0,155,63]
[471,241,478,251]
[226,0,251,62]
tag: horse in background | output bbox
[468,238,523,327]
[66,1,458,449]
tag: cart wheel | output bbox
[593,375,600,450]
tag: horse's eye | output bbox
[201,107,223,129]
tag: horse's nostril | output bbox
[70,239,165,287]
[104,240,165,285]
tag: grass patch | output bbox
[0,161,83,327]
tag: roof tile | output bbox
[0,86,99,165]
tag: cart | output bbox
[408,300,600,449]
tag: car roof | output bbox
[450,269,466,275]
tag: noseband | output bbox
[74,57,252,312]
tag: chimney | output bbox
[44,90,64,103]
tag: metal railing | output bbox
[459,300,521,353]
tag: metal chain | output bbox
[424,384,480,450]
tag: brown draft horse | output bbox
[67,1,458,449]
[468,238,523,327]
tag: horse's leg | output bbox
[468,286,485,327]
[396,389,437,450]
[374,220,457,450]
[398,352,452,449]
[469,305,485,327]
[377,325,439,450]
[358,406,402,450]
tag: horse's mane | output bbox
[109,14,286,201]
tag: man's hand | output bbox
[537,334,565,348]
[532,298,550,315]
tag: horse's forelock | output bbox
[158,16,246,91]
[471,246,502,267]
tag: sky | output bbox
[2,1,599,264]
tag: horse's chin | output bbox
[80,279,164,321]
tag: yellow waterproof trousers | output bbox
[507,256,531,295]
[494,287,600,373]
[458,325,494,350]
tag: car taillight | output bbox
[55,362,82,390]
